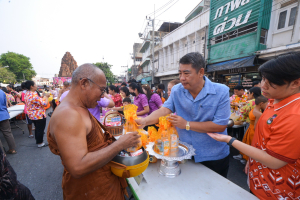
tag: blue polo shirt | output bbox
[0,90,10,122]
[163,76,230,162]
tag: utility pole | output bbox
[151,4,155,85]
[133,45,136,80]
[133,44,136,68]
[23,73,25,81]
[121,65,128,82]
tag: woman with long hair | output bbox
[108,85,122,107]
[119,87,130,99]
[142,84,162,115]
[128,83,149,117]
[24,81,49,147]
[21,82,34,138]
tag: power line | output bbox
[150,0,295,38]
[138,4,298,78]
[145,0,299,61]
[139,1,177,38]
[140,0,180,38]
[147,0,175,16]
[156,0,180,18]
[140,0,295,71]
[140,0,288,53]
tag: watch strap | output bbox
[227,137,236,146]
[186,121,190,131]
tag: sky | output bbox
[0,0,201,79]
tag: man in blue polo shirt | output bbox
[0,89,16,154]
[136,52,231,177]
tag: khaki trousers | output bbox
[0,119,16,152]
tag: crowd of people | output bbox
[1,52,300,200]
[229,84,267,164]
[0,82,66,151]
[0,82,62,199]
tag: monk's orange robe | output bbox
[47,112,127,200]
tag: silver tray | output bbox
[146,141,196,162]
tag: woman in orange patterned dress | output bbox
[24,81,50,147]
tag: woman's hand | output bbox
[207,133,232,143]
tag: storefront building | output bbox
[256,0,300,61]
[207,0,273,91]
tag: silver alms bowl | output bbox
[112,147,148,166]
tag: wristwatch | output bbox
[227,137,236,146]
[186,121,190,131]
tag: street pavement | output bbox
[1,109,249,200]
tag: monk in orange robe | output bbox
[47,64,140,200]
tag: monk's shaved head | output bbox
[72,63,105,85]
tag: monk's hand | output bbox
[207,133,231,143]
[168,115,186,129]
[135,118,146,129]
[118,132,141,149]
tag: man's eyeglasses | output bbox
[80,78,106,96]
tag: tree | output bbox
[0,52,36,81]
[0,65,16,83]
[93,62,117,84]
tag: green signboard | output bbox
[210,33,256,63]
[208,0,272,64]
[209,0,260,38]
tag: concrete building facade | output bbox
[155,1,210,90]
[257,0,300,59]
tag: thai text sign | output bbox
[209,0,260,38]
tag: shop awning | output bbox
[141,79,148,84]
[142,76,152,83]
[206,56,256,73]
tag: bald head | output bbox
[72,63,105,85]
[70,63,107,108]
[63,81,70,87]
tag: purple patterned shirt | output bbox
[134,93,149,118]
[148,93,163,114]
